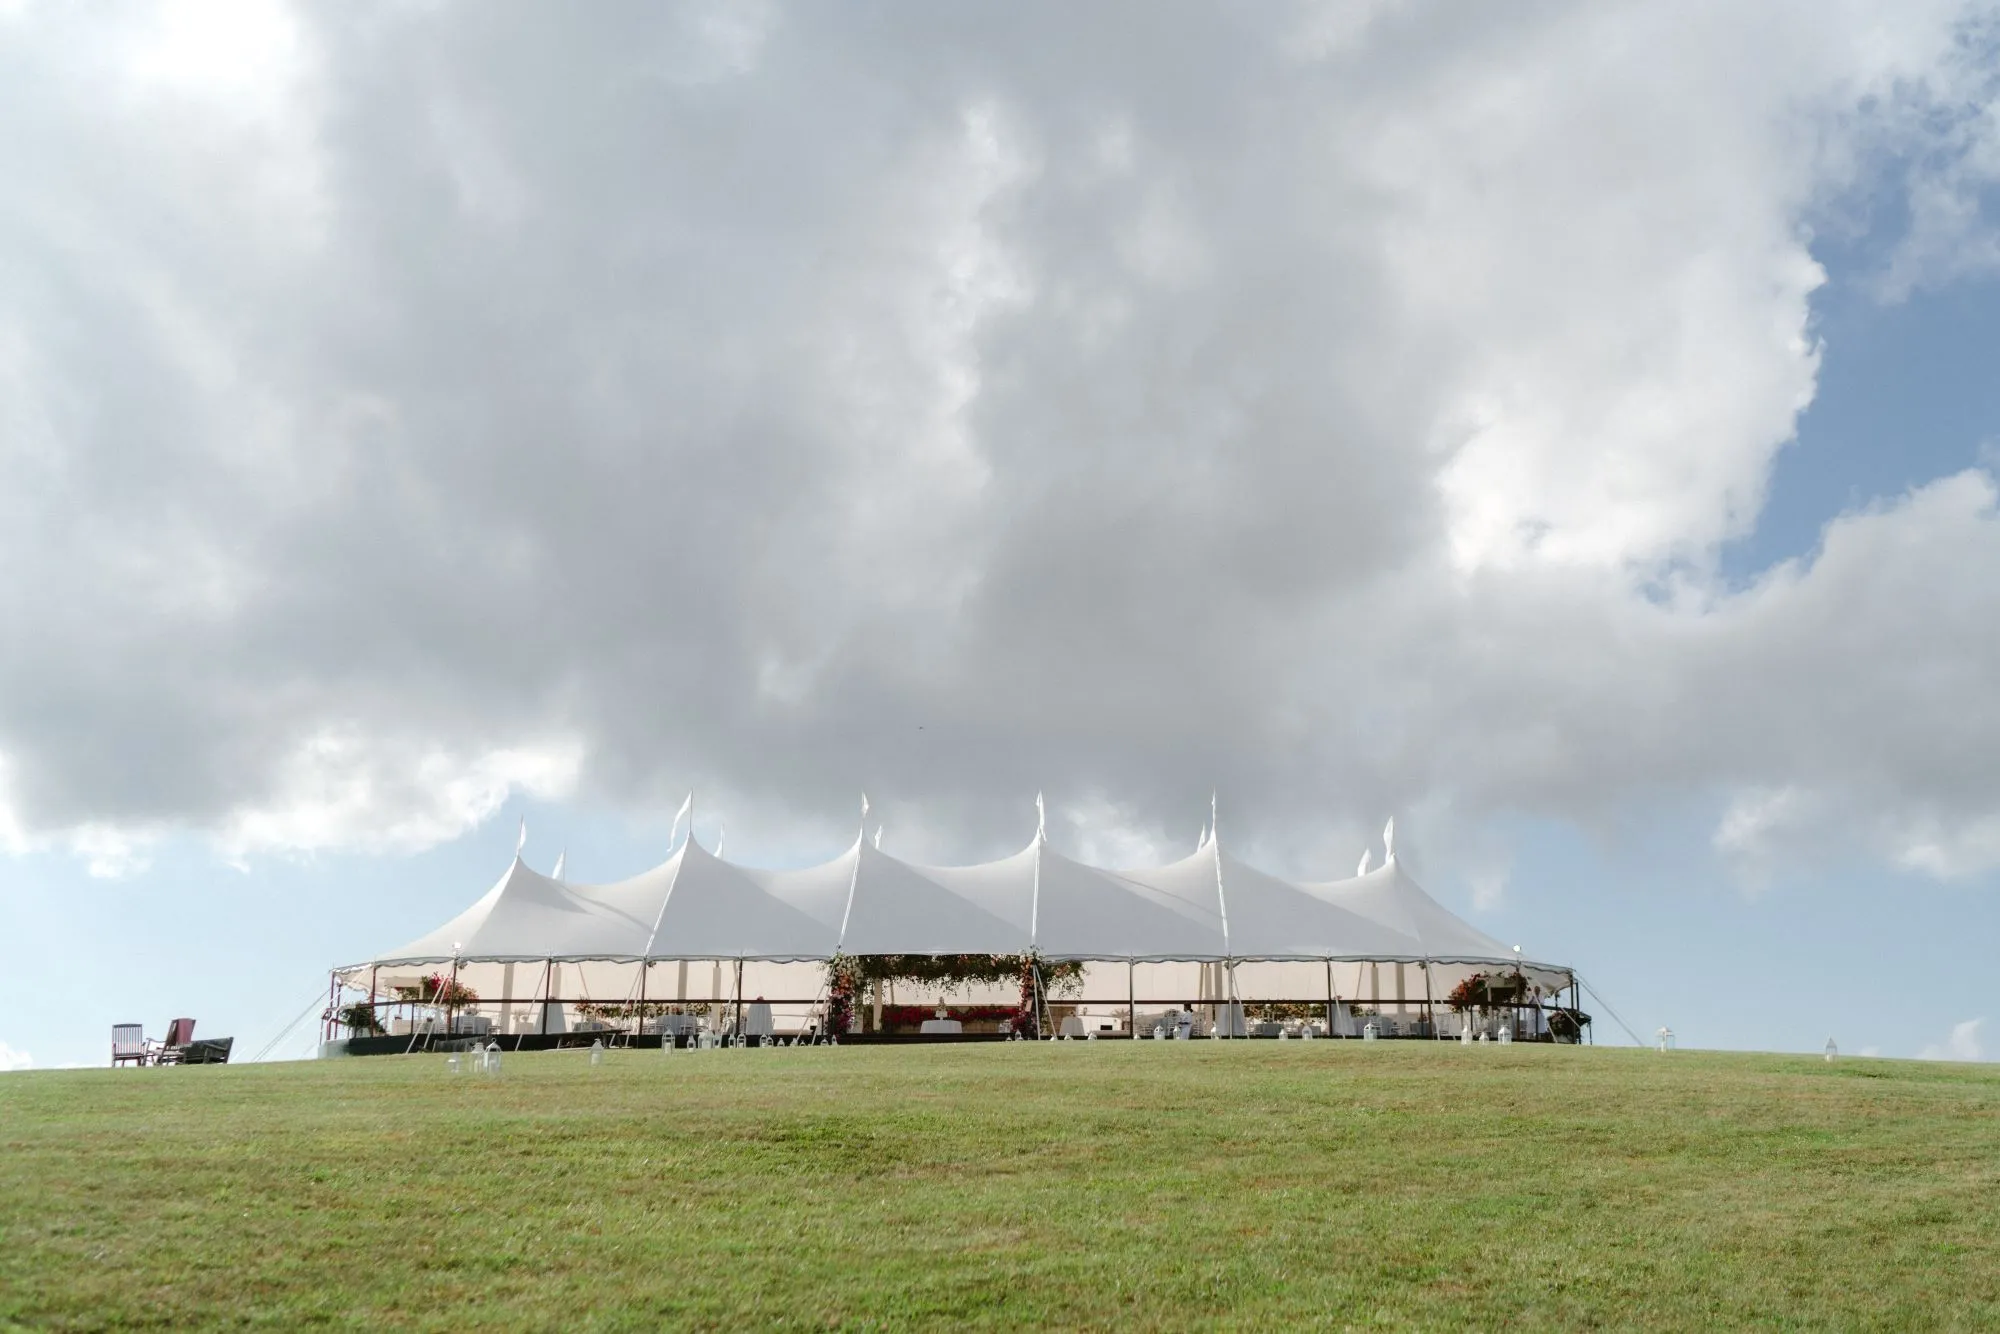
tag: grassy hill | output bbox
[3,1042,1995,1329]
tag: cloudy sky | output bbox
[4,0,1999,1071]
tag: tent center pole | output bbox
[1128,960,1136,1040]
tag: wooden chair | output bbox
[111,1024,150,1066]
[155,1017,196,1065]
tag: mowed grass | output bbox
[2,1044,1996,1331]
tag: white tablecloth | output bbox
[918,1019,963,1034]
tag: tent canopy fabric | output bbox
[341,832,1565,977]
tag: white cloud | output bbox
[1714,787,1817,884]
[213,731,584,864]
[1917,1017,1988,1062]
[0,3,1997,880]
[1468,868,1509,913]
[67,824,156,879]
[0,1041,31,1072]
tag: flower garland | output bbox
[1444,970,1529,1012]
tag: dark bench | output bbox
[176,1037,234,1065]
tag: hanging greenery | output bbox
[830,953,1083,993]
[574,1000,711,1021]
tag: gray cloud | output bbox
[2,0,1999,877]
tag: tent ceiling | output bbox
[341,833,1566,977]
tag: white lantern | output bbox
[1824,1038,1838,1062]
[485,1041,502,1074]
[446,1054,461,1075]
[589,1038,605,1067]
[1362,1021,1378,1042]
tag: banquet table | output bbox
[918,1018,964,1034]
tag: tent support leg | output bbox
[1128,961,1136,1040]
[539,958,553,1038]
[1423,959,1436,1039]
[733,959,744,1041]
[1325,961,1334,1036]
[637,959,648,1044]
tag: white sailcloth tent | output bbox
[333,821,1574,1041]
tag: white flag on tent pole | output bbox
[861,792,870,820]
[716,823,725,858]
[516,817,527,853]
[1383,816,1396,862]
[1035,791,1045,841]
[1209,790,1219,844]
[1357,849,1373,876]
[552,849,566,882]
[872,825,882,850]
[669,791,691,848]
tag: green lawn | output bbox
[2,1043,1995,1330]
